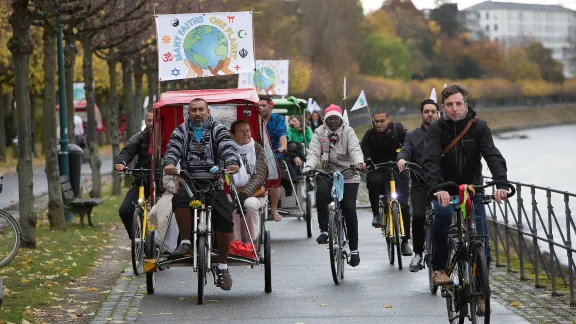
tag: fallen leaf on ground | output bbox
[510,301,520,307]
[87,287,98,291]
[384,304,393,308]
[318,303,328,306]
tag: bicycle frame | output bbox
[137,180,154,241]
[384,179,405,241]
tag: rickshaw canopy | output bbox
[272,96,307,116]
[154,88,260,108]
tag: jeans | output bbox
[316,176,359,251]
[431,195,491,271]
[410,187,429,255]
[367,170,411,239]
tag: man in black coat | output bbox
[423,85,509,314]
[361,107,412,256]
[114,108,154,239]
[397,98,439,272]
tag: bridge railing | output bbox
[483,176,576,307]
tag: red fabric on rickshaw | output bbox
[153,88,260,108]
[229,240,257,260]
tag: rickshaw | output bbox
[270,96,314,238]
[144,88,277,304]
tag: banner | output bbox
[238,60,289,95]
[351,90,368,111]
[73,83,86,104]
[155,12,255,81]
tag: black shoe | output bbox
[173,242,192,256]
[350,251,360,267]
[316,232,329,244]
[216,268,233,290]
[401,240,413,256]
[409,254,422,272]
[372,214,383,228]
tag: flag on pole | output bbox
[430,88,437,103]
[155,12,255,81]
[351,90,368,111]
[307,98,314,114]
[343,77,347,100]
[342,109,349,125]
[444,83,447,89]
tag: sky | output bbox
[360,0,576,13]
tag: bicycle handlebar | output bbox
[307,166,357,177]
[119,167,151,175]
[429,180,516,200]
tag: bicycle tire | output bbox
[425,213,438,294]
[445,238,464,324]
[264,229,272,293]
[328,209,340,285]
[470,246,490,324]
[197,236,206,305]
[340,218,347,280]
[383,203,394,265]
[306,191,313,238]
[0,210,21,268]
[392,202,403,270]
[146,230,156,294]
[131,209,144,276]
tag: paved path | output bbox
[0,155,113,209]
[93,210,529,324]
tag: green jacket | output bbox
[288,127,313,148]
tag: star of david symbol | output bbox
[171,68,180,77]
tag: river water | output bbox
[483,124,576,266]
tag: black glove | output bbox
[237,191,249,209]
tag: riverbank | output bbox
[354,104,576,135]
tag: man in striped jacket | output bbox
[163,98,241,291]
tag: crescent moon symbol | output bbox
[238,30,248,39]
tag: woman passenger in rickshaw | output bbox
[229,120,268,245]
[288,115,313,149]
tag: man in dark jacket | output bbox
[163,98,241,291]
[423,85,509,314]
[115,108,154,240]
[361,107,412,256]
[397,98,439,272]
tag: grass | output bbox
[0,182,125,323]
[0,144,114,175]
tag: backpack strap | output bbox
[442,117,477,156]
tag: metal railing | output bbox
[484,176,576,307]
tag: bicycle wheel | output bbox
[392,202,403,270]
[339,218,347,280]
[425,212,438,294]
[131,209,144,276]
[264,229,272,293]
[383,204,395,265]
[146,230,156,294]
[197,236,207,305]
[470,246,490,324]
[445,239,464,324]
[306,191,313,238]
[0,210,21,268]
[328,209,340,285]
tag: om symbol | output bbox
[162,52,173,62]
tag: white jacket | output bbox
[305,123,364,183]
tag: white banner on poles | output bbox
[155,12,255,81]
[238,60,289,95]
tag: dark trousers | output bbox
[410,187,430,255]
[119,185,150,238]
[316,176,359,251]
[431,195,491,271]
[367,170,411,239]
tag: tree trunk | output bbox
[121,56,133,188]
[0,89,7,159]
[133,58,143,134]
[42,22,66,231]
[80,34,102,198]
[30,96,38,157]
[64,26,77,144]
[8,0,36,248]
[108,55,122,195]
[146,69,155,109]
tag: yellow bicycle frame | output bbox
[139,185,155,240]
[382,179,406,242]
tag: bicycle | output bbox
[430,180,515,324]
[307,166,356,285]
[368,160,407,270]
[0,174,23,308]
[119,167,153,277]
[401,162,437,293]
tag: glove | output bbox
[237,191,249,208]
[301,167,312,176]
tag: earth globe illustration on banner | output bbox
[183,25,234,78]
[253,66,277,95]
[73,87,85,103]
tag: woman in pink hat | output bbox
[302,104,367,267]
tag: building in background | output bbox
[461,1,576,77]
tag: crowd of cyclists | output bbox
[115,84,510,307]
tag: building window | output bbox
[486,25,490,32]
[486,12,490,20]
[495,24,498,31]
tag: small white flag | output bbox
[307,98,315,114]
[430,88,437,103]
[351,90,368,111]
[342,109,349,125]
[343,77,347,99]
[444,83,447,89]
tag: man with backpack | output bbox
[361,107,413,256]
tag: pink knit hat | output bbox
[324,104,343,120]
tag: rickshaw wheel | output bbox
[306,191,313,238]
[197,236,207,305]
[264,229,272,293]
[131,210,144,276]
[146,230,156,294]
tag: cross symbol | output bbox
[234,65,241,71]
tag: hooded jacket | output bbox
[422,108,507,193]
[163,115,240,186]
[305,121,364,183]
